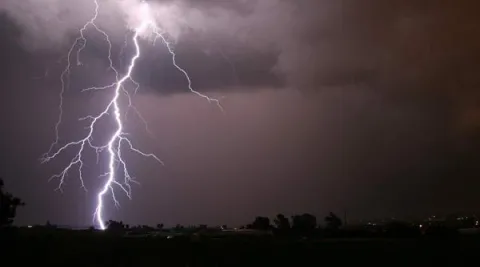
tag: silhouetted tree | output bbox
[292,213,317,236]
[157,223,164,230]
[0,177,25,226]
[274,214,291,230]
[251,216,271,231]
[106,220,125,232]
[325,212,342,230]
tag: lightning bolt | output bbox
[42,0,222,230]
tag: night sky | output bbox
[1,0,480,227]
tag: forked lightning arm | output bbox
[41,0,222,230]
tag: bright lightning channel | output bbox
[41,0,222,230]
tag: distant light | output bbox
[27,225,32,228]
[419,224,423,228]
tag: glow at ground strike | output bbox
[41,0,222,230]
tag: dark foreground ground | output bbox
[2,229,480,266]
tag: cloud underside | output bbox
[0,0,479,129]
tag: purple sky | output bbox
[1,0,480,227]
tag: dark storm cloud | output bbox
[157,0,480,120]
[2,0,480,98]
[148,0,480,120]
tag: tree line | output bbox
[244,212,342,237]
[0,177,343,237]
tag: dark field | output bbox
[2,229,480,266]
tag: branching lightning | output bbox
[41,0,222,230]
